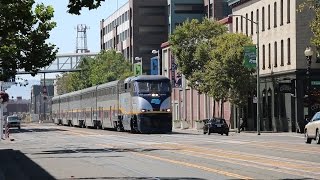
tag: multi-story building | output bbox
[30,84,54,120]
[167,0,204,35]
[228,0,317,132]
[204,0,231,19]
[100,0,168,74]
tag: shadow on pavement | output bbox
[8,128,67,134]
[0,149,55,180]
[33,147,179,155]
[39,155,123,159]
[61,177,207,180]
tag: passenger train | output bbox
[51,75,172,133]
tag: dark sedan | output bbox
[203,118,229,136]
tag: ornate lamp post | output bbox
[304,46,314,117]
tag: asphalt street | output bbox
[0,123,319,180]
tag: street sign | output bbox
[311,81,320,86]
[243,45,257,69]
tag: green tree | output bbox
[299,0,320,57]
[204,33,255,107]
[55,50,133,94]
[89,50,133,85]
[0,0,58,81]
[169,18,227,90]
[67,0,104,15]
[55,73,74,95]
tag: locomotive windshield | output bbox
[134,80,171,93]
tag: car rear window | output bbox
[8,116,19,121]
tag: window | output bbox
[262,7,265,31]
[236,17,239,32]
[174,4,204,14]
[125,11,128,21]
[140,6,166,15]
[263,45,266,69]
[139,25,166,33]
[287,38,291,65]
[268,43,271,68]
[287,0,290,23]
[246,13,248,35]
[268,5,270,29]
[280,0,283,25]
[209,3,213,17]
[274,41,278,67]
[274,2,277,27]
[240,16,243,32]
[251,11,253,35]
[256,9,259,33]
[281,40,284,66]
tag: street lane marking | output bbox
[151,143,320,176]
[133,152,253,180]
[175,148,319,179]
[97,143,252,179]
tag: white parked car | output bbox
[304,112,320,144]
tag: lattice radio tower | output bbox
[76,24,90,53]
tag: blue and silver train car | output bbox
[51,75,172,133]
[118,75,172,133]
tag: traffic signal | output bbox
[0,91,9,103]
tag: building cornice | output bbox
[226,0,251,8]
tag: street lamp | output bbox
[229,14,260,135]
[304,46,313,117]
[152,50,160,75]
[135,57,143,75]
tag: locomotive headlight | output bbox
[166,108,171,112]
[141,109,146,112]
[151,93,159,97]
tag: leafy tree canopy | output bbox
[203,33,255,106]
[56,50,133,94]
[169,18,227,90]
[299,0,320,52]
[0,0,58,81]
[67,0,104,15]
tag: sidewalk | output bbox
[173,127,304,136]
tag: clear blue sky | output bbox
[6,0,128,99]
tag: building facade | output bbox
[30,84,54,120]
[5,97,30,116]
[228,0,317,132]
[161,1,233,128]
[168,0,204,35]
[204,0,231,20]
[100,0,168,74]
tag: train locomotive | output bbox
[51,75,172,133]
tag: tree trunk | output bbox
[220,100,223,118]
[213,100,216,117]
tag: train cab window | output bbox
[134,80,171,93]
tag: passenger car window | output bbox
[311,113,320,121]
